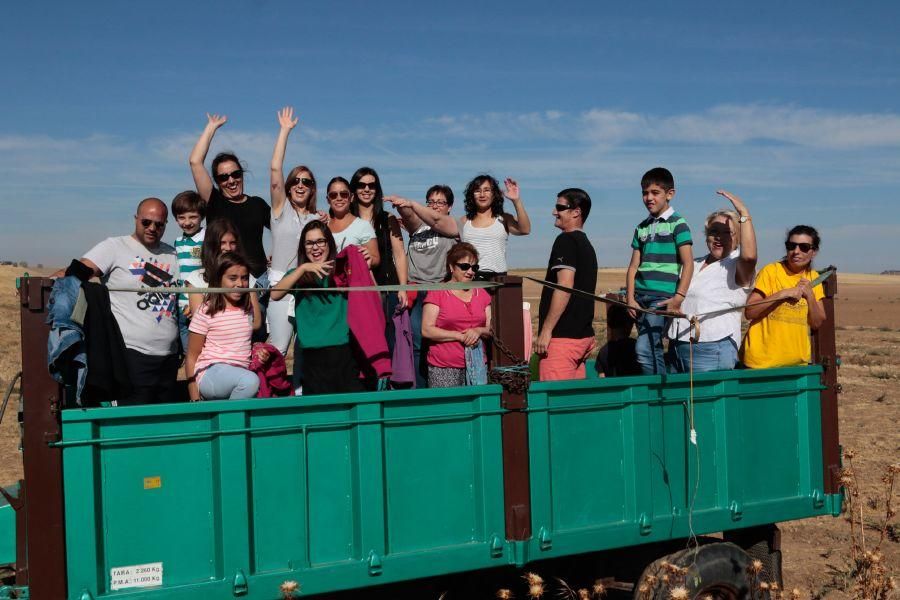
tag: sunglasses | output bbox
[215,169,243,183]
[139,218,166,229]
[304,239,327,248]
[328,190,350,200]
[356,181,377,191]
[455,262,480,272]
[785,241,814,252]
[555,203,576,212]
[289,176,315,188]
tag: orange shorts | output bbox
[539,337,596,381]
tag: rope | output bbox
[105,280,502,294]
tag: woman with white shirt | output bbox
[667,190,757,372]
[326,176,380,265]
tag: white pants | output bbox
[265,270,295,355]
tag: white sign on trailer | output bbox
[110,562,163,591]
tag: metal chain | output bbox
[488,328,531,395]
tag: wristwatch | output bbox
[738,214,751,224]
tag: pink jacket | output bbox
[249,343,292,398]
[334,246,392,380]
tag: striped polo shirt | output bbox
[174,228,205,309]
[631,207,692,297]
[188,303,253,381]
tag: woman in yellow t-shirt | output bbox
[739,225,826,369]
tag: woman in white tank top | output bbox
[395,174,531,278]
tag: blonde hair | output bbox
[705,209,741,246]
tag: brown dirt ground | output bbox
[0,266,897,597]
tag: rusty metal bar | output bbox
[491,276,532,540]
[811,267,841,495]
[18,276,68,598]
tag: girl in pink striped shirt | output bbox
[185,252,264,401]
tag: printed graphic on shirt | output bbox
[128,256,178,322]
[767,298,810,326]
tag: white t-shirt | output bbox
[461,217,508,273]
[84,235,180,356]
[330,217,375,253]
[668,250,752,345]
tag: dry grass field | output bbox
[0,265,896,597]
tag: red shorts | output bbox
[539,337,596,381]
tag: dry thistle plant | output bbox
[496,589,514,599]
[279,579,299,599]
[523,572,545,599]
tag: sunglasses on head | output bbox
[455,262,479,272]
[328,190,350,200]
[555,203,575,212]
[215,169,243,183]
[785,241,814,252]
[356,181,377,191]
[289,176,315,188]
[139,218,166,229]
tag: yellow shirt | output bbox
[739,261,825,369]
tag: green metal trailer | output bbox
[0,275,843,599]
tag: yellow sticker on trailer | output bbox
[143,476,161,489]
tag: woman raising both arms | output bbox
[388,174,530,278]
[188,113,271,279]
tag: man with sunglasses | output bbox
[74,198,182,405]
[535,188,598,381]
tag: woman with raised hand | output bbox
[185,252,263,401]
[390,175,530,279]
[188,113,271,279]
[667,190,758,372]
[267,106,327,356]
[421,243,492,388]
[739,225,827,369]
[325,176,380,265]
[271,221,365,395]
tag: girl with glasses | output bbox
[266,107,329,360]
[421,243,492,388]
[739,224,826,369]
[189,113,271,279]
[667,190,758,373]
[271,221,365,395]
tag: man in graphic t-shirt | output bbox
[535,188,598,381]
[77,198,181,405]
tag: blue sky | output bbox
[3,1,900,273]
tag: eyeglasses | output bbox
[785,241,814,252]
[426,199,449,207]
[138,218,166,229]
[555,203,575,212]
[474,187,493,196]
[455,262,480,272]
[356,181,377,190]
[289,176,315,188]
[328,190,350,200]
[215,169,243,183]
[304,239,328,248]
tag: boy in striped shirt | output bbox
[172,191,206,352]
[625,168,694,375]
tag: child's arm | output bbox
[270,107,298,219]
[503,178,531,236]
[188,113,227,202]
[270,261,334,301]
[185,332,205,402]
[188,285,204,318]
[659,245,694,313]
[249,290,263,331]
[625,249,641,319]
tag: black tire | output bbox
[634,542,752,600]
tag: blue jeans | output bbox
[634,294,669,375]
[198,363,259,400]
[668,337,738,373]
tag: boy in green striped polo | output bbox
[171,190,206,352]
[625,168,694,374]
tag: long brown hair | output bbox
[201,219,243,281]
[285,165,318,213]
[204,252,252,317]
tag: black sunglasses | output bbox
[289,176,315,188]
[356,182,378,190]
[785,241,814,252]
[455,262,480,272]
[215,169,243,183]
[555,203,576,212]
[328,190,350,200]
[139,218,166,229]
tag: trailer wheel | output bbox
[634,542,751,600]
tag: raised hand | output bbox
[386,195,413,209]
[277,106,298,130]
[716,189,747,215]
[504,178,520,202]
[302,260,334,279]
[206,113,227,129]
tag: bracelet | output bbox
[675,291,686,298]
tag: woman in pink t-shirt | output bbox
[186,252,264,401]
[422,243,492,388]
